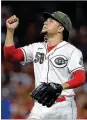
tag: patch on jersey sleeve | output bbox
[79,56,84,67]
[51,55,68,68]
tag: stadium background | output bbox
[1,1,87,119]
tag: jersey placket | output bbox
[45,44,57,83]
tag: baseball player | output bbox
[4,11,86,120]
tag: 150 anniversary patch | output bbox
[50,55,68,68]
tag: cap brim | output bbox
[43,12,59,22]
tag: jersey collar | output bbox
[45,41,68,58]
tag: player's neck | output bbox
[47,34,63,46]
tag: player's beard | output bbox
[41,28,47,34]
[40,29,48,42]
[40,28,47,36]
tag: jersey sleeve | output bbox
[67,49,84,73]
[20,44,33,65]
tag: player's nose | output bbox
[44,19,49,25]
[44,21,47,25]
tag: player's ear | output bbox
[58,26,64,33]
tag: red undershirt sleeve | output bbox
[65,70,86,88]
[3,45,24,62]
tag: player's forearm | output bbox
[5,29,15,46]
[61,70,86,90]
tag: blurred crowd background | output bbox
[1,1,87,119]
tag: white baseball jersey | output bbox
[20,41,84,97]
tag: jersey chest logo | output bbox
[34,52,45,64]
[51,55,68,68]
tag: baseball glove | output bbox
[30,82,63,107]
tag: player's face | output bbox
[41,18,63,35]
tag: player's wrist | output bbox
[61,83,69,90]
[7,28,15,33]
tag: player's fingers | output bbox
[7,18,17,24]
[7,15,18,24]
[8,15,17,20]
